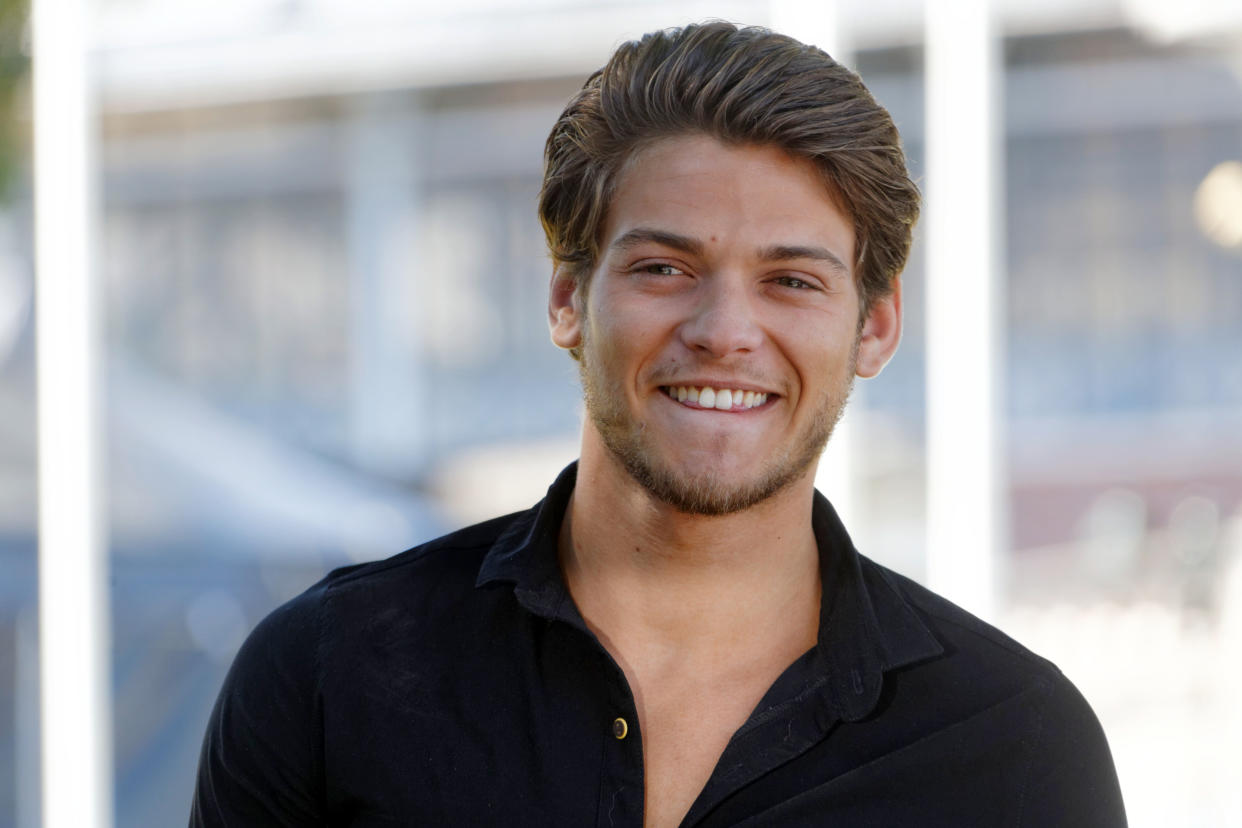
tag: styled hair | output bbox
[538,21,920,312]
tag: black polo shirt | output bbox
[191,462,1126,827]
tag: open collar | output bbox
[476,462,944,721]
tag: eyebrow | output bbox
[610,228,850,276]
[610,228,705,258]
[757,244,851,276]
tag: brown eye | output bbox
[774,276,817,290]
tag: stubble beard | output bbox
[578,326,860,517]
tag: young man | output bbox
[192,23,1126,827]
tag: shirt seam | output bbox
[732,675,830,741]
[312,584,330,818]
[1013,678,1052,828]
[323,537,506,593]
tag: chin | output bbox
[612,446,816,517]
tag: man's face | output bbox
[549,134,901,515]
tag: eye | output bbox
[637,263,685,277]
[772,275,821,291]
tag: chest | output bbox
[320,618,1039,828]
[632,670,788,828]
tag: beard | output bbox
[578,324,859,517]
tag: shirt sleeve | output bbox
[1020,674,1128,828]
[190,588,327,827]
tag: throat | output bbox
[562,519,822,671]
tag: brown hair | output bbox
[538,21,920,312]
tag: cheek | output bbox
[581,314,640,393]
[591,296,667,360]
[779,331,856,398]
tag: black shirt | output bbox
[191,462,1126,827]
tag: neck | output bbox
[560,426,822,659]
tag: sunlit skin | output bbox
[548,134,902,828]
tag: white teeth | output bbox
[666,385,770,410]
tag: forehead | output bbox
[602,135,855,265]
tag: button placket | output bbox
[594,649,643,827]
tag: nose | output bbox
[678,276,764,358]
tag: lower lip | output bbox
[659,387,775,413]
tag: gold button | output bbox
[612,717,628,740]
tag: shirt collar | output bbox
[475,461,586,628]
[809,488,943,720]
[476,462,944,720]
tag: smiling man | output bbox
[192,22,1126,828]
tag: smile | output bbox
[661,385,772,411]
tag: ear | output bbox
[855,280,903,379]
[548,266,583,351]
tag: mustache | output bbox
[646,365,782,392]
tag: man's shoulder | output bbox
[320,509,526,594]
[257,508,533,646]
[856,555,1089,714]
[854,558,1127,824]
[863,558,1054,672]
[854,555,1123,784]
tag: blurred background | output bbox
[3,0,1242,825]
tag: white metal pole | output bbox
[15,607,41,828]
[32,0,113,822]
[924,0,1004,620]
